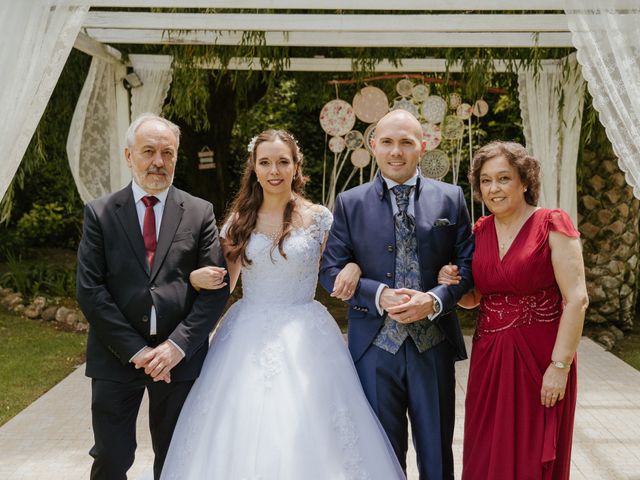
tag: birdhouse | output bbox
[198,146,215,170]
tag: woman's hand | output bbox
[331,262,361,301]
[438,264,461,285]
[189,266,227,291]
[541,363,570,408]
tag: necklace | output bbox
[496,209,532,252]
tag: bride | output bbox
[159,129,405,479]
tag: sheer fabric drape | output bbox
[0,0,87,202]
[67,57,126,203]
[518,56,585,224]
[566,0,640,199]
[129,54,173,120]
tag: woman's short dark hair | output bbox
[469,141,541,206]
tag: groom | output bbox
[76,114,229,479]
[320,109,474,479]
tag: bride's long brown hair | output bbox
[224,129,308,265]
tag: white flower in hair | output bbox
[247,135,258,153]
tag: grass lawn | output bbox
[612,319,640,371]
[0,310,86,426]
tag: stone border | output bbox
[0,287,88,332]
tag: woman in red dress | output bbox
[440,141,588,479]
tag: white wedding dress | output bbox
[160,206,405,480]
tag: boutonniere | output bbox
[434,218,452,227]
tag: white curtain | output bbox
[518,56,585,224]
[565,0,640,199]
[0,0,88,202]
[67,57,131,203]
[129,54,173,120]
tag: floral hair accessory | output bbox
[247,135,258,153]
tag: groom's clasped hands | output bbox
[380,287,436,324]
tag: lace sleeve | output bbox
[308,205,333,243]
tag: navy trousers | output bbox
[355,339,457,480]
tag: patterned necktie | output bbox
[373,184,445,354]
[142,196,159,268]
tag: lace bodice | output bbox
[223,205,333,306]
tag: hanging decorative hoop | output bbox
[421,149,450,180]
[396,78,414,97]
[391,98,420,119]
[352,86,389,123]
[422,95,448,124]
[345,130,365,150]
[328,136,346,153]
[421,122,442,151]
[320,99,356,136]
[441,115,465,140]
[351,148,371,168]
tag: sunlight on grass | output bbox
[0,311,86,426]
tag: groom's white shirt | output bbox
[373,171,443,319]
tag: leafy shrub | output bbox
[0,252,76,298]
[16,202,82,249]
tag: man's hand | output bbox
[144,341,185,382]
[379,287,411,312]
[386,289,435,324]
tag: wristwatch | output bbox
[429,294,441,315]
[550,360,571,369]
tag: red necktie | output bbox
[141,196,159,268]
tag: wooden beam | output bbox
[85,29,574,48]
[86,0,563,9]
[194,57,564,72]
[84,12,570,32]
[73,31,124,64]
[85,0,640,9]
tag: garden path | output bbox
[1,337,639,479]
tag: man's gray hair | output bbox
[126,113,181,149]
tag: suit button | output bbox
[387,245,394,252]
[150,285,156,291]
[386,272,393,278]
[142,315,149,322]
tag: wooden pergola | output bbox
[74,0,624,70]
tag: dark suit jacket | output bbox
[77,184,229,382]
[319,173,474,363]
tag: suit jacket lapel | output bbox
[114,184,150,275]
[150,186,184,281]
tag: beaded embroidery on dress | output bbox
[160,205,404,480]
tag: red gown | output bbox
[462,209,579,480]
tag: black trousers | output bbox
[89,377,194,480]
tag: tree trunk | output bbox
[175,74,267,220]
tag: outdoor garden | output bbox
[2,3,640,429]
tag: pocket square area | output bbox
[434,218,452,227]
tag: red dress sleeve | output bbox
[473,215,492,234]
[547,209,580,238]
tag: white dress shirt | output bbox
[130,181,185,359]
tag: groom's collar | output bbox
[374,171,423,201]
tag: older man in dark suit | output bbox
[76,114,229,480]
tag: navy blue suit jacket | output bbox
[319,173,474,363]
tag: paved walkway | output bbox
[1,337,640,479]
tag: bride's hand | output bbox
[438,264,461,285]
[331,262,361,301]
[190,266,227,291]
